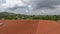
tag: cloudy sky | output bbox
[0,0,60,15]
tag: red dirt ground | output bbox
[0,20,60,34]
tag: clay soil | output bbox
[0,20,60,34]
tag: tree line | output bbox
[0,12,60,21]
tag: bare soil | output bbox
[0,20,60,34]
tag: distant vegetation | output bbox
[0,12,60,21]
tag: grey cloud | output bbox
[7,6,28,11]
[0,0,60,15]
[0,0,6,4]
[29,0,60,10]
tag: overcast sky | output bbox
[0,0,60,15]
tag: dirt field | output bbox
[0,20,60,34]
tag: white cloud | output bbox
[0,0,26,8]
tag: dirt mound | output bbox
[0,20,60,34]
